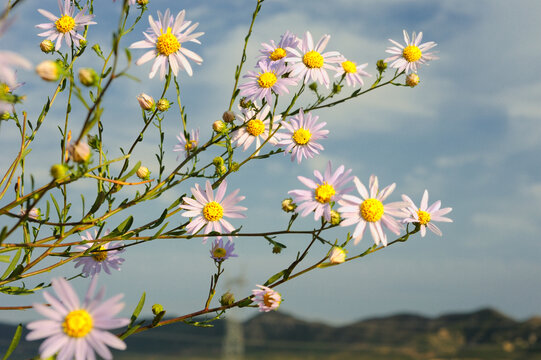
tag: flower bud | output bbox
[20,207,40,220]
[272,245,282,254]
[136,166,150,179]
[213,156,224,166]
[1,112,10,120]
[36,60,61,81]
[151,304,164,315]
[40,40,55,53]
[222,110,235,123]
[330,210,341,226]
[308,82,318,92]
[79,39,87,47]
[230,162,240,172]
[217,164,227,176]
[137,0,149,4]
[220,291,235,306]
[137,93,154,111]
[78,68,99,87]
[329,246,346,264]
[406,73,420,87]
[281,198,296,213]
[239,98,252,109]
[332,83,342,94]
[156,98,170,112]
[50,164,67,179]
[69,142,91,163]
[213,120,226,133]
[376,59,387,72]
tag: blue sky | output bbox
[1,0,541,327]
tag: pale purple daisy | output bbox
[26,277,129,360]
[19,207,40,220]
[36,0,96,52]
[232,104,280,156]
[286,31,342,88]
[252,285,282,312]
[180,180,246,242]
[173,128,199,160]
[275,108,328,163]
[0,51,31,89]
[401,190,453,237]
[384,30,438,74]
[258,30,299,65]
[338,175,408,246]
[334,57,371,87]
[239,61,297,105]
[288,161,353,222]
[129,9,203,80]
[1,80,23,114]
[209,238,237,262]
[73,230,125,277]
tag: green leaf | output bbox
[2,324,22,360]
[0,286,34,295]
[1,249,21,280]
[237,298,253,308]
[92,44,105,60]
[148,209,167,229]
[129,292,146,328]
[104,216,133,239]
[88,191,106,215]
[264,270,286,286]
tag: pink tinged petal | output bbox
[37,9,59,22]
[426,200,442,213]
[315,34,330,53]
[52,278,80,311]
[304,31,314,50]
[401,194,416,207]
[420,225,427,237]
[33,302,64,321]
[39,333,70,359]
[95,329,127,350]
[169,54,180,75]
[175,52,194,76]
[420,189,429,210]
[86,331,113,359]
[427,223,443,236]
[94,318,130,330]
[353,177,369,199]
[55,33,64,50]
[368,175,379,198]
[352,220,367,245]
[378,183,396,201]
[26,320,62,340]
[369,222,381,246]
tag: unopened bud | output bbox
[36,60,61,81]
[376,59,387,72]
[156,98,170,112]
[50,164,67,179]
[330,210,341,225]
[213,157,224,166]
[281,198,296,213]
[329,246,346,264]
[217,164,227,176]
[79,39,87,47]
[137,0,149,4]
[1,112,10,120]
[78,68,99,87]
[69,142,91,163]
[213,120,226,133]
[136,166,150,179]
[405,73,420,87]
[308,82,318,92]
[230,162,240,172]
[222,111,235,123]
[137,93,154,111]
[272,245,282,254]
[332,83,341,94]
[40,40,55,53]
[239,98,251,109]
[152,304,164,315]
[220,291,235,306]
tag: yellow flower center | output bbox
[156,27,181,56]
[203,201,224,222]
[315,182,335,203]
[360,198,384,222]
[263,293,277,307]
[417,210,431,225]
[55,15,75,33]
[402,45,422,63]
[303,50,324,69]
[341,60,357,74]
[62,309,93,338]
[1,83,10,94]
[292,128,311,145]
[269,47,286,61]
[185,140,197,151]
[91,246,107,262]
[246,119,265,136]
[212,247,227,259]
[257,72,277,88]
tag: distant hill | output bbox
[2,308,541,359]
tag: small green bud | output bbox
[333,83,342,94]
[213,157,224,166]
[50,164,67,180]
[136,166,150,180]
[308,82,318,92]
[213,120,226,133]
[137,0,149,4]
[78,68,99,87]
[281,198,296,213]
[230,162,240,172]
[156,98,170,112]
[40,40,55,53]
[79,39,87,47]
[272,245,282,254]
[222,110,236,123]
[217,164,227,176]
[220,291,235,306]
[330,210,341,226]
[376,59,387,72]
[152,304,164,315]
[406,73,420,87]
[1,112,10,120]
[239,98,252,109]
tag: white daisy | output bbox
[36,0,96,51]
[232,104,280,155]
[334,56,371,87]
[252,285,282,312]
[130,9,203,80]
[173,128,199,160]
[384,30,438,74]
[238,60,297,105]
[401,189,453,237]
[73,230,125,277]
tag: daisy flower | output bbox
[334,56,371,87]
[338,175,408,246]
[209,238,238,262]
[73,230,125,277]
[0,51,31,89]
[0,80,24,114]
[129,9,203,80]
[173,128,199,160]
[258,30,299,65]
[384,30,438,74]
[288,161,353,222]
[401,189,453,237]
[252,285,282,312]
[286,31,342,88]
[238,61,297,105]
[19,207,40,220]
[180,180,246,242]
[36,0,96,52]
[26,277,129,360]
[232,104,280,155]
[275,108,328,163]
